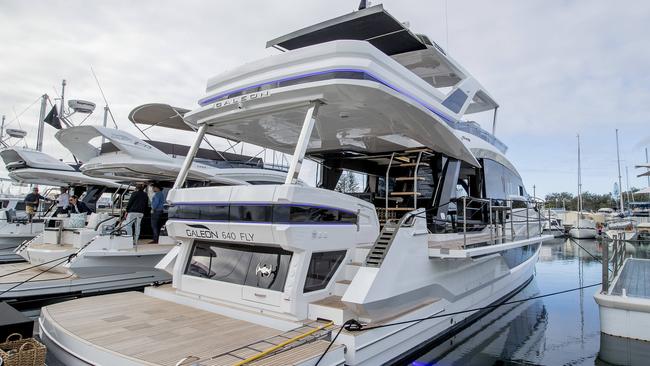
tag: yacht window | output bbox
[201,205,230,221]
[442,88,468,113]
[0,200,7,208]
[169,205,229,221]
[246,181,282,185]
[273,205,357,224]
[170,203,357,224]
[185,241,292,292]
[483,159,525,200]
[304,251,347,293]
[230,205,272,222]
[14,202,25,211]
[512,200,528,209]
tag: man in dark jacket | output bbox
[66,195,93,214]
[24,187,50,222]
[125,184,149,243]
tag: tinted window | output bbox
[230,205,272,222]
[170,203,357,224]
[304,251,347,293]
[185,241,292,292]
[169,204,228,221]
[483,159,525,200]
[201,205,229,221]
[244,251,292,291]
[14,202,25,211]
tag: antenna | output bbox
[444,0,449,52]
[90,66,119,129]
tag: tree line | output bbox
[545,188,650,211]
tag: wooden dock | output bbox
[611,258,650,298]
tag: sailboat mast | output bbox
[615,129,624,212]
[577,134,582,214]
[646,147,649,187]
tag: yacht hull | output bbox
[339,243,540,365]
[0,235,33,250]
[38,241,541,366]
[569,228,597,239]
[0,245,174,302]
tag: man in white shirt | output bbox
[57,187,70,215]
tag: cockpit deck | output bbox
[41,291,344,366]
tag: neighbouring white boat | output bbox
[40,5,552,365]
[569,219,598,239]
[0,146,119,262]
[1,127,293,303]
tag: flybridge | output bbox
[209,4,506,154]
[265,4,499,119]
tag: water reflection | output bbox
[408,238,606,365]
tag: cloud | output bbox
[1,0,648,195]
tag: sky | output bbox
[0,0,649,197]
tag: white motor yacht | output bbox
[0,147,119,263]
[40,6,552,365]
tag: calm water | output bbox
[407,238,650,366]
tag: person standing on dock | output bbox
[125,183,149,243]
[150,183,164,244]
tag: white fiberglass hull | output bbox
[569,227,597,239]
[39,241,542,366]
[338,243,541,365]
[0,245,174,301]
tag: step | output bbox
[345,262,362,278]
[353,247,371,263]
[390,192,422,196]
[395,177,426,181]
[385,207,416,211]
[334,280,352,296]
[308,296,353,325]
[397,162,429,167]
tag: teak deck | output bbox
[43,292,339,366]
[0,262,74,284]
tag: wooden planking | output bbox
[0,262,74,284]
[612,259,650,298]
[312,296,347,309]
[428,231,493,250]
[248,340,340,366]
[45,292,283,366]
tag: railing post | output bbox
[526,203,530,239]
[489,198,493,243]
[386,152,395,211]
[602,234,609,294]
[509,200,514,240]
[463,196,467,248]
[537,202,542,236]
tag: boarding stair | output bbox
[364,220,400,267]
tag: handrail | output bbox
[397,195,546,247]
